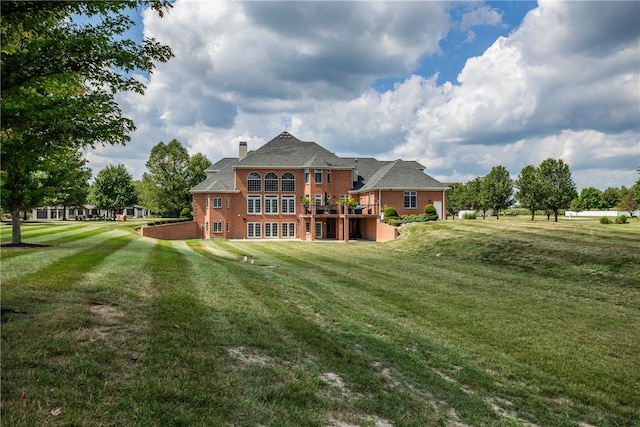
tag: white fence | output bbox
[565,210,639,218]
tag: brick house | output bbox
[190,131,447,242]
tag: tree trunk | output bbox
[11,208,22,245]
[554,210,559,222]
[530,210,535,221]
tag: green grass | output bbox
[1,217,639,426]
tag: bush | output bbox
[423,204,438,221]
[180,207,192,220]
[599,216,611,224]
[387,218,402,227]
[383,205,398,218]
[463,212,477,220]
[615,215,628,224]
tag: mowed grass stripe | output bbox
[188,241,477,426]
[0,228,125,284]
[2,231,132,290]
[220,233,639,425]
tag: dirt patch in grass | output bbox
[228,347,274,366]
[88,302,124,323]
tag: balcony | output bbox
[301,203,378,217]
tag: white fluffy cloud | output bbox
[89,0,639,190]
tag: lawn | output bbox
[1,217,639,426]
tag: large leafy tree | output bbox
[1,1,173,244]
[601,187,622,209]
[577,187,603,211]
[466,176,488,218]
[483,165,513,219]
[41,148,92,220]
[445,182,466,219]
[539,158,577,222]
[88,164,138,219]
[140,139,210,217]
[515,164,544,220]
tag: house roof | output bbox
[235,132,349,169]
[354,159,447,192]
[192,132,447,193]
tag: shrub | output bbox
[180,207,192,220]
[599,216,611,224]
[463,212,477,220]
[383,205,398,218]
[387,218,402,227]
[615,215,628,224]
[423,204,438,221]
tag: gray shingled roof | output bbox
[191,163,237,193]
[235,132,348,169]
[192,132,447,193]
[355,159,447,192]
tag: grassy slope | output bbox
[1,218,638,426]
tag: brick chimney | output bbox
[239,141,248,160]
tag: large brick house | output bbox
[190,131,447,242]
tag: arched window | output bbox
[265,172,278,192]
[247,172,261,192]
[281,172,295,192]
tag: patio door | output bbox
[315,222,323,239]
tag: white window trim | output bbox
[213,197,222,209]
[265,195,278,215]
[248,195,262,214]
[282,195,296,214]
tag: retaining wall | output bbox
[139,221,200,240]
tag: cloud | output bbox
[90,1,639,192]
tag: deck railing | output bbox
[301,204,378,216]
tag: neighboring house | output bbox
[32,205,149,220]
[190,131,447,242]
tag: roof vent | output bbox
[278,131,293,139]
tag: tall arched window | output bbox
[265,172,278,192]
[247,172,261,192]
[281,172,295,192]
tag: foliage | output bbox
[40,148,92,219]
[0,0,173,244]
[539,158,577,222]
[601,187,622,209]
[445,182,466,219]
[617,192,638,217]
[515,164,544,220]
[577,187,603,210]
[483,165,513,219]
[615,215,628,224]
[463,212,477,219]
[140,139,210,217]
[599,216,611,224]
[386,218,402,227]
[382,205,398,223]
[180,207,193,220]
[466,177,488,217]
[88,164,138,219]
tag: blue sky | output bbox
[87,1,639,191]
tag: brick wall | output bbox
[139,221,200,240]
[375,220,399,242]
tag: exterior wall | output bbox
[140,221,200,240]
[32,206,148,220]
[375,220,399,242]
[379,190,446,218]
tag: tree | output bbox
[515,165,544,220]
[445,182,466,219]
[483,166,513,219]
[577,187,603,211]
[539,158,578,222]
[1,1,173,244]
[140,140,210,217]
[41,148,92,220]
[617,192,638,217]
[88,165,138,219]
[187,153,213,190]
[466,176,488,218]
[601,187,622,209]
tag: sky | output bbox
[85,0,640,191]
